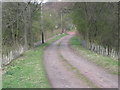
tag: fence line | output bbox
[79,39,118,60]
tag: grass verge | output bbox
[69,36,119,75]
[2,34,66,88]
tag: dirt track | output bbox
[43,35,118,88]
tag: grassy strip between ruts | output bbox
[58,53,98,88]
[69,36,119,75]
[2,34,66,88]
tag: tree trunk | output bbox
[107,45,110,56]
[28,5,33,47]
[23,9,28,50]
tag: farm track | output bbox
[43,35,118,88]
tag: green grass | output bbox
[69,36,119,75]
[3,34,66,88]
